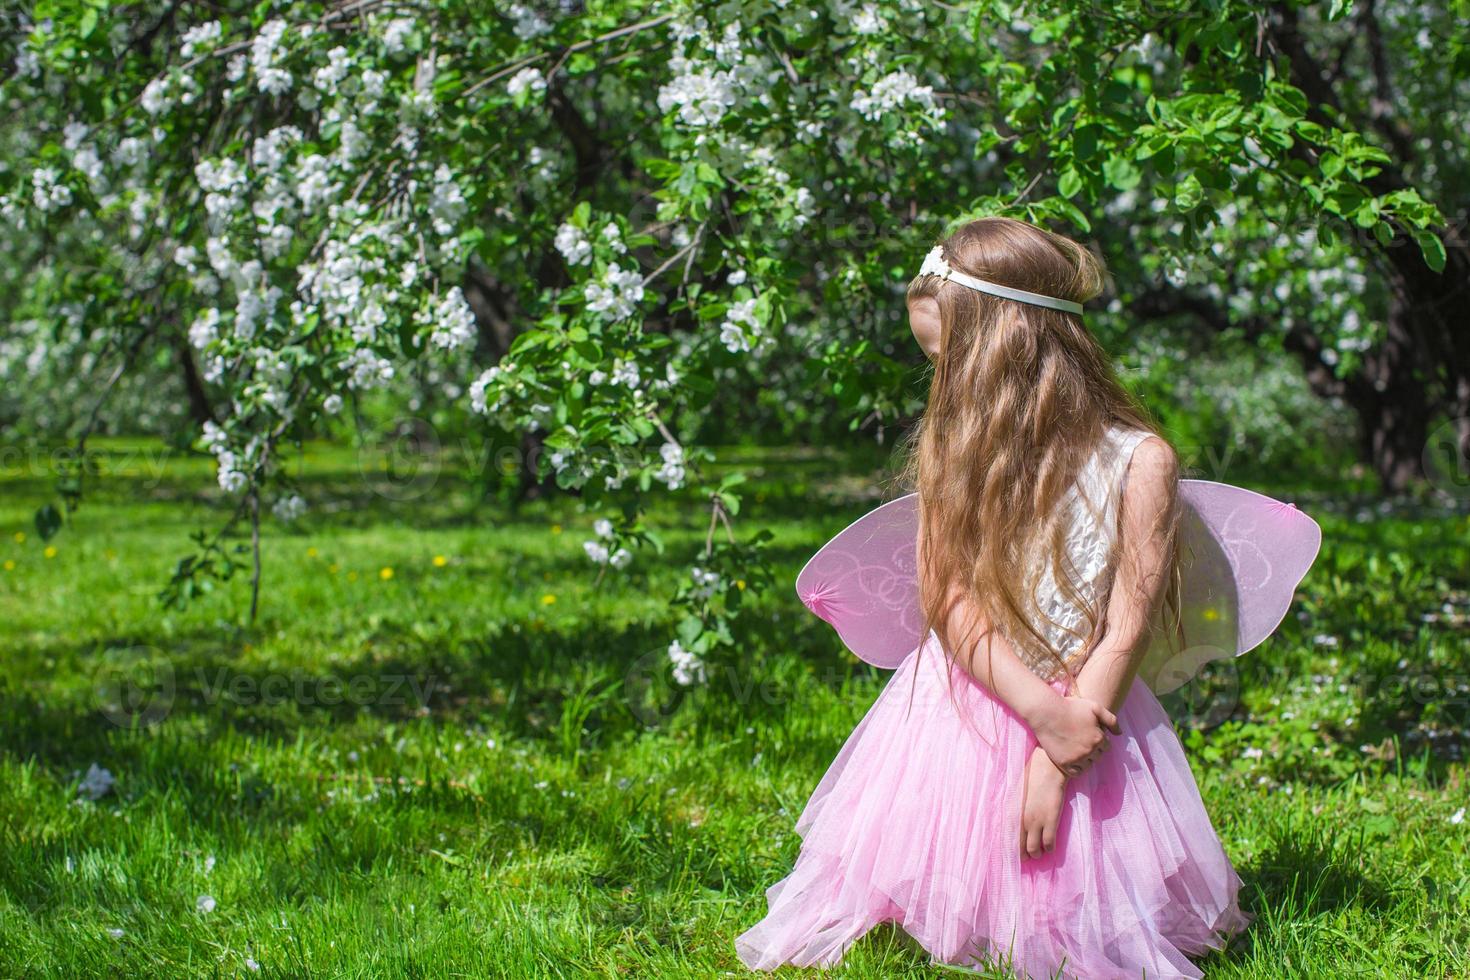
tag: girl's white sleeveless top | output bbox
[1014,424,1154,680]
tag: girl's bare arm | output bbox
[940,584,1119,774]
[1073,437,1180,715]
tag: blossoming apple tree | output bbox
[1,0,1454,692]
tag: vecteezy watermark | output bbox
[189,668,440,711]
[1422,416,1470,500]
[91,648,441,727]
[1154,651,1242,732]
[357,416,443,502]
[92,645,176,728]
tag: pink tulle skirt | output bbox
[735,631,1250,978]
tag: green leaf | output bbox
[1052,197,1091,233]
[1102,155,1141,191]
[676,616,703,645]
[1057,167,1083,199]
[1173,173,1203,210]
[1413,229,1447,273]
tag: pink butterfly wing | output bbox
[795,493,922,669]
[1140,481,1323,694]
[795,482,1322,691]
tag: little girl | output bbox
[735,217,1250,978]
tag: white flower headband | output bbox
[917,245,1084,316]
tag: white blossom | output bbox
[691,565,721,599]
[272,494,307,522]
[510,4,552,40]
[609,358,640,388]
[584,264,644,321]
[293,154,338,213]
[251,126,303,173]
[68,145,100,185]
[77,763,115,801]
[425,287,477,350]
[141,78,171,115]
[428,165,466,236]
[114,137,147,168]
[667,639,706,686]
[180,20,223,59]
[851,69,937,122]
[554,223,591,265]
[315,45,351,89]
[654,441,685,488]
[14,48,40,80]
[507,67,547,100]
[31,167,71,212]
[719,297,759,353]
[188,309,220,349]
[251,19,292,95]
[658,61,738,128]
[852,5,884,34]
[338,119,369,162]
[601,221,626,254]
[62,122,89,150]
[381,18,415,55]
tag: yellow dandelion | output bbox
[380,567,395,581]
[12,532,24,544]
[2,560,14,571]
[541,593,556,606]
[550,523,562,534]
[347,571,359,582]
[328,563,340,574]
[104,549,117,561]
[44,546,57,559]
[433,555,448,568]
[307,546,319,558]
[735,579,746,591]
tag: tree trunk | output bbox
[176,338,215,426]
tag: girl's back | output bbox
[736,218,1249,979]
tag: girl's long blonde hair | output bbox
[897,216,1182,708]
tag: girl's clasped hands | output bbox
[1019,692,1120,861]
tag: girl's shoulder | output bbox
[1078,424,1175,516]
[1100,426,1179,526]
[1103,424,1175,474]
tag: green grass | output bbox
[0,438,1467,977]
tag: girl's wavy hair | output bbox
[895,216,1183,716]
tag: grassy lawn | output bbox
[0,438,1467,977]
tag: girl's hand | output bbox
[1027,693,1120,778]
[1020,746,1068,861]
